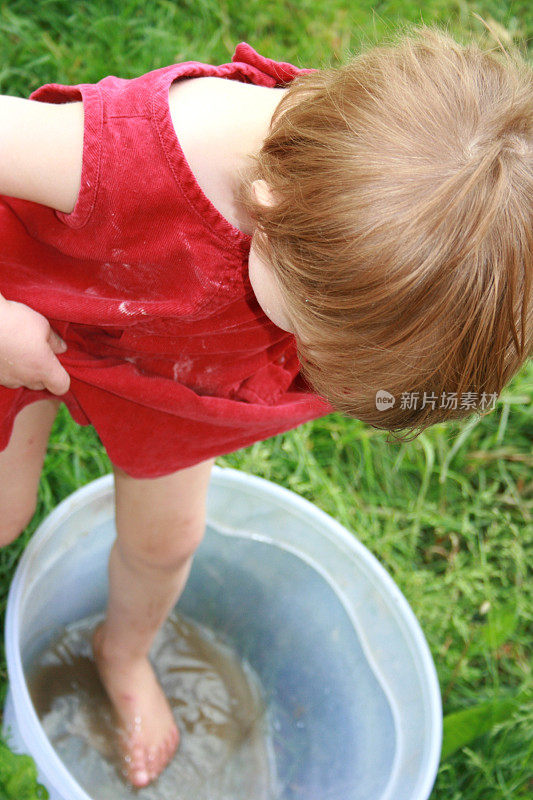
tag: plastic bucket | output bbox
[3,467,442,799]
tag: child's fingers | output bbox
[48,328,68,353]
[43,331,70,395]
[43,359,70,395]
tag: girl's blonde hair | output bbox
[240,25,532,440]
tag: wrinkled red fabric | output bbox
[0,44,332,478]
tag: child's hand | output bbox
[0,294,70,395]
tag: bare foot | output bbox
[92,623,180,787]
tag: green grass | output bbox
[0,1,532,799]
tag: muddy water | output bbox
[26,611,276,799]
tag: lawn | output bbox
[0,1,531,799]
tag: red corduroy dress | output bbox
[0,43,332,478]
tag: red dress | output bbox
[0,43,332,478]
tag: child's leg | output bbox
[0,397,62,546]
[92,457,215,788]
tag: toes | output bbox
[148,728,179,782]
[122,755,151,788]
[130,768,151,788]
[123,741,150,786]
[145,745,159,782]
[120,725,180,787]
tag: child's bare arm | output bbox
[0,95,83,213]
[0,95,78,394]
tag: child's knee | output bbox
[116,512,206,573]
[112,458,214,573]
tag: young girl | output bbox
[0,25,531,788]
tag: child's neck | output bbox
[168,77,288,235]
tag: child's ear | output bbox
[251,179,276,208]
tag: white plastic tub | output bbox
[3,467,442,800]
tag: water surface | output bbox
[27,611,275,799]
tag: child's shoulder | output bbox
[168,77,270,234]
